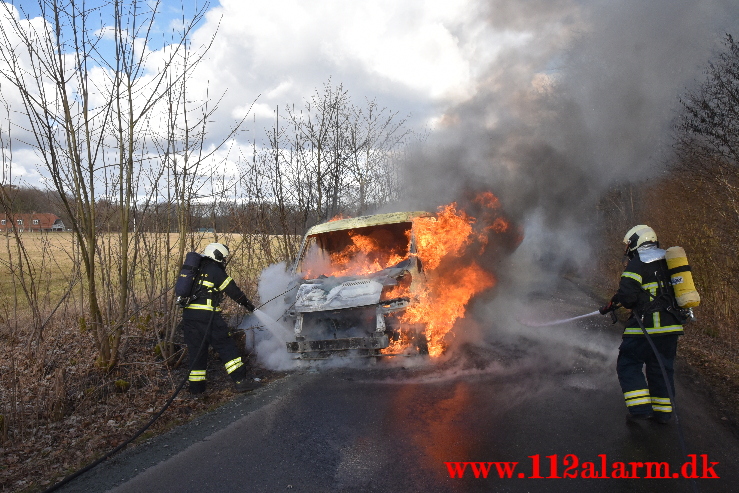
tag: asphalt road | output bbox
[57,280,739,493]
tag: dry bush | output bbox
[641,170,739,422]
[0,302,276,492]
[592,185,645,298]
[593,169,739,424]
[641,171,739,348]
[594,171,739,349]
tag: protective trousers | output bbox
[617,334,678,419]
[181,313,247,394]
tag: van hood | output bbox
[294,260,410,313]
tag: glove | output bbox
[243,300,255,313]
[599,301,614,315]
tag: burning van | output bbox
[284,198,517,359]
[285,211,431,359]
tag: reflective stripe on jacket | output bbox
[612,252,684,337]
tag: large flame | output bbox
[300,192,517,358]
[386,202,499,357]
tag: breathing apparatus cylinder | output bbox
[665,246,700,308]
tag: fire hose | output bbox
[41,308,216,493]
[631,310,698,493]
[42,287,295,493]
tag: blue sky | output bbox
[12,0,204,65]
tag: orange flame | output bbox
[491,217,509,233]
[302,231,409,278]
[330,232,407,276]
[384,203,496,357]
[328,213,350,222]
[474,191,500,209]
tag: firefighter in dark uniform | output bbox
[600,225,684,424]
[182,242,259,395]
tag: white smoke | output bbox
[395,0,739,366]
[400,0,739,267]
[240,262,299,370]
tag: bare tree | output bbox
[284,82,350,222]
[678,34,739,167]
[0,0,215,369]
[346,99,409,215]
[675,33,739,289]
[676,34,739,223]
[276,81,411,229]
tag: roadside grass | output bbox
[0,312,283,492]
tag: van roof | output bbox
[306,211,433,235]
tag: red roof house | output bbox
[0,213,65,232]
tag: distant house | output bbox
[0,213,65,232]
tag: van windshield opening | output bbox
[297,222,412,277]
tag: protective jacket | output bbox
[183,258,254,317]
[611,245,684,337]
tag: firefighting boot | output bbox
[652,412,672,424]
[234,379,262,393]
[626,411,653,421]
[188,380,206,396]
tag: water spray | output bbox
[520,310,601,327]
[250,309,288,345]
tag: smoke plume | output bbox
[401,0,738,262]
[241,262,299,370]
[394,0,738,360]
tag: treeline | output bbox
[0,186,65,216]
[0,187,366,236]
[0,0,415,444]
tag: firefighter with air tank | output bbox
[600,225,699,424]
[178,242,261,395]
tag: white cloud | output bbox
[3,147,44,184]
[233,102,273,120]
[266,80,293,100]
[175,0,536,141]
[168,16,189,33]
[95,25,118,40]
[201,0,489,100]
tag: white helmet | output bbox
[623,225,657,253]
[202,242,229,263]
